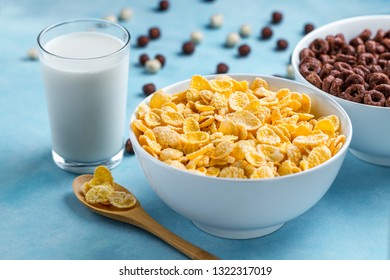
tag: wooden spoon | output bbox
[72,174,220,260]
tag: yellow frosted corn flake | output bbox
[299,160,309,171]
[320,115,340,131]
[190,75,212,91]
[85,182,113,205]
[293,133,329,150]
[278,160,301,176]
[194,101,215,112]
[226,110,261,131]
[183,117,200,134]
[314,118,336,136]
[144,111,162,127]
[209,78,233,95]
[292,123,312,138]
[250,165,275,179]
[196,155,210,168]
[132,119,149,133]
[219,166,246,178]
[160,111,184,127]
[256,126,281,145]
[152,126,182,149]
[237,123,248,140]
[165,160,187,170]
[142,145,159,158]
[250,77,269,90]
[210,92,228,110]
[244,99,261,114]
[286,143,302,164]
[258,95,279,107]
[327,134,346,155]
[186,88,201,102]
[206,166,220,177]
[307,145,332,168]
[269,125,290,143]
[245,150,266,167]
[161,101,178,112]
[211,141,234,159]
[276,88,290,100]
[296,113,315,122]
[228,91,250,111]
[274,114,300,125]
[143,129,156,141]
[139,135,162,153]
[186,143,214,160]
[109,191,137,209]
[94,165,114,187]
[182,131,210,144]
[231,79,248,92]
[149,90,171,109]
[83,177,105,194]
[199,90,214,104]
[171,90,187,103]
[160,148,183,161]
[299,93,311,113]
[271,107,283,123]
[199,115,215,128]
[218,119,238,136]
[136,103,151,120]
[258,144,285,163]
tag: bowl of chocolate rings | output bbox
[129,74,352,239]
[292,15,390,166]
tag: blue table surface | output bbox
[1,0,389,260]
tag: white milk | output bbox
[41,32,129,163]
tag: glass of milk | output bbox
[37,19,130,174]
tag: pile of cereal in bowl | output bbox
[298,28,390,107]
[131,75,346,179]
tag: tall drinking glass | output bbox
[37,19,130,173]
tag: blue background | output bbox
[0,0,389,260]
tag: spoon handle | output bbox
[122,207,220,260]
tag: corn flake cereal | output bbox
[132,75,346,179]
[84,166,137,209]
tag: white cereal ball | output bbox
[210,14,223,28]
[239,24,251,37]
[119,8,133,21]
[225,32,240,48]
[190,30,204,44]
[287,64,295,79]
[145,59,162,74]
[103,14,118,23]
[27,48,39,60]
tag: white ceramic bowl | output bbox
[129,74,352,239]
[292,15,390,166]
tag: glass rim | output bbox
[37,18,131,61]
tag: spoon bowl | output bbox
[72,174,219,260]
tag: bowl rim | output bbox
[291,14,390,111]
[129,73,352,182]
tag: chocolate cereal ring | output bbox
[382,38,390,50]
[299,48,315,60]
[369,64,383,73]
[364,90,386,106]
[349,36,364,47]
[319,54,334,64]
[305,72,323,89]
[386,96,390,107]
[335,54,356,65]
[369,73,389,88]
[340,45,355,55]
[373,29,386,42]
[365,40,377,54]
[334,61,352,72]
[322,75,335,93]
[309,38,329,56]
[375,84,390,98]
[344,84,366,103]
[319,63,333,79]
[359,29,372,42]
[329,78,343,96]
[335,70,354,81]
[345,73,365,88]
[357,53,377,67]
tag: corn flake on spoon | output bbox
[72,171,219,260]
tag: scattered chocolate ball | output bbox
[260,26,273,39]
[142,83,156,96]
[276,39,288,50]
[158,0,169,11]
[137,35,149,47]
[139,53,149,66]
[125,138,134,154]
[303,23,315,34]
[238,44,251,57]
[216,63,229,74]
[149,27,161,40]
[155,54,166,67]
[271,11,283,24]
[145,59,162,73]
[182,41,195,55]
